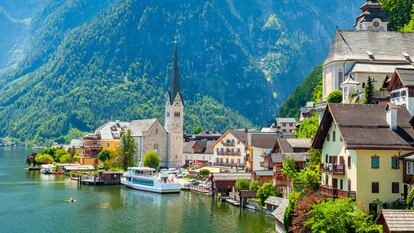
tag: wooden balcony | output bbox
[320,163,345,175]
[319,185,356,200]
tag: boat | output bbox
[121,167,181,194]
[40,164,56,174]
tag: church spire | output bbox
[169,44,181,104]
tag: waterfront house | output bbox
[375,209,414,233]
[251,170,273,186]
[247,133,281,172]
[213,130,249,169]
[313,103,414,212]
[183,140,215,167]
[388,68,414,116]
[79,135,102,165]
[323,0,414,104]
[211,173,251,196]
[130,119,168,167]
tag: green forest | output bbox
[0,0,357,145]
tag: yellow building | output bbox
[313,104,414,212]
[95,121,130,152]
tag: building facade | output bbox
[213,131,249,169]
[313,104,414,212]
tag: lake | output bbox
[0,148,275,233]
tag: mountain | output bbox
[0,0,359,144]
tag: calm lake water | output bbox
[0,148,275,233]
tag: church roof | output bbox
[168,45,182,104]
[95,121,130,140]
[324,30,414,65]
[129,119,158,137]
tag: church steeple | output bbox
[169,44,181,104]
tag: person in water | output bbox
[68,197,75,203]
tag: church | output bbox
[323,0,414,103]
[90,46,185,168]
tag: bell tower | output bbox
[354,0,389,31]
[165,44,184,168]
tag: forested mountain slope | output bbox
[0,0,358,144]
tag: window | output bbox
[155,128,158,134]
[325,154,329,163]
[348,179,351,191]
[372,182,379,193]
[174,112,180,117]
[107,143,110,148]
[327,133,330,141]
[407,161,414,175]
[340,179,343,190]
[166,112,170,117]
[333,131,336,142]
[289,123,293,127]
[392,182,399,193]
[282,123,286,127]
[154,144,158,150]
[371,156,380,169]
[391,157,399,169]
[402,90,407,97]
[347,156,352,169]
[338,69,344,85]
[325,175,329,185]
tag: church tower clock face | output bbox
[174,101,180,107]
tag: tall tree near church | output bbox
[119,129,137,171]
[364,77,374,104]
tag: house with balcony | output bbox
[388,68,414,116]
[401,153,414,199]
[213,130,249,169]
[313,103,414,212]
[79,135,102,165]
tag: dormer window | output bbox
[367,51,375,60]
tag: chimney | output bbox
[386,104,398,130]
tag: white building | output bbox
[388,68,414,116]
[213,130,249,168]
[323,0,414,102]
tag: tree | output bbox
[327,90,342,103]
[407,186,414,209]
[284,191,300,232]
[293,168,321,193]
[98,150,111,162]
[364,77,375,104]
[305,198,382,233]
[235,178,251,191]
[308,148,321,168]
[35,154,54,164]
[59,153,73,163]
[257,182,278,206]
[199,168,210,177]
[118,129,137,171]
[289,192,323,233]
[143,150,160,169]
[192,126,203,135]
[382,0,413,31]
[295,113,319,139]
[249,181,260,191]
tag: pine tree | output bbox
[364,77,374,104]
[119,129,137,171]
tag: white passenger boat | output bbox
[121,167,181,194]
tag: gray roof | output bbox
[276,118,296,124]
[396,68,414,87]
[271,153,307,163]
[324,30,414,65]
[254,170,273,176]
[313,104,414,150]
[130,119,158,137]
[250,134,279,148]
[349,63,414,75]
[379,209,414,232]
[265,196,285,206]
[212,173,251,181]
[286,138,311,149]
[272,198,289,224]
[183,141,196,153]
[95,121,130,140]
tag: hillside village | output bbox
[24,1,414,233]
